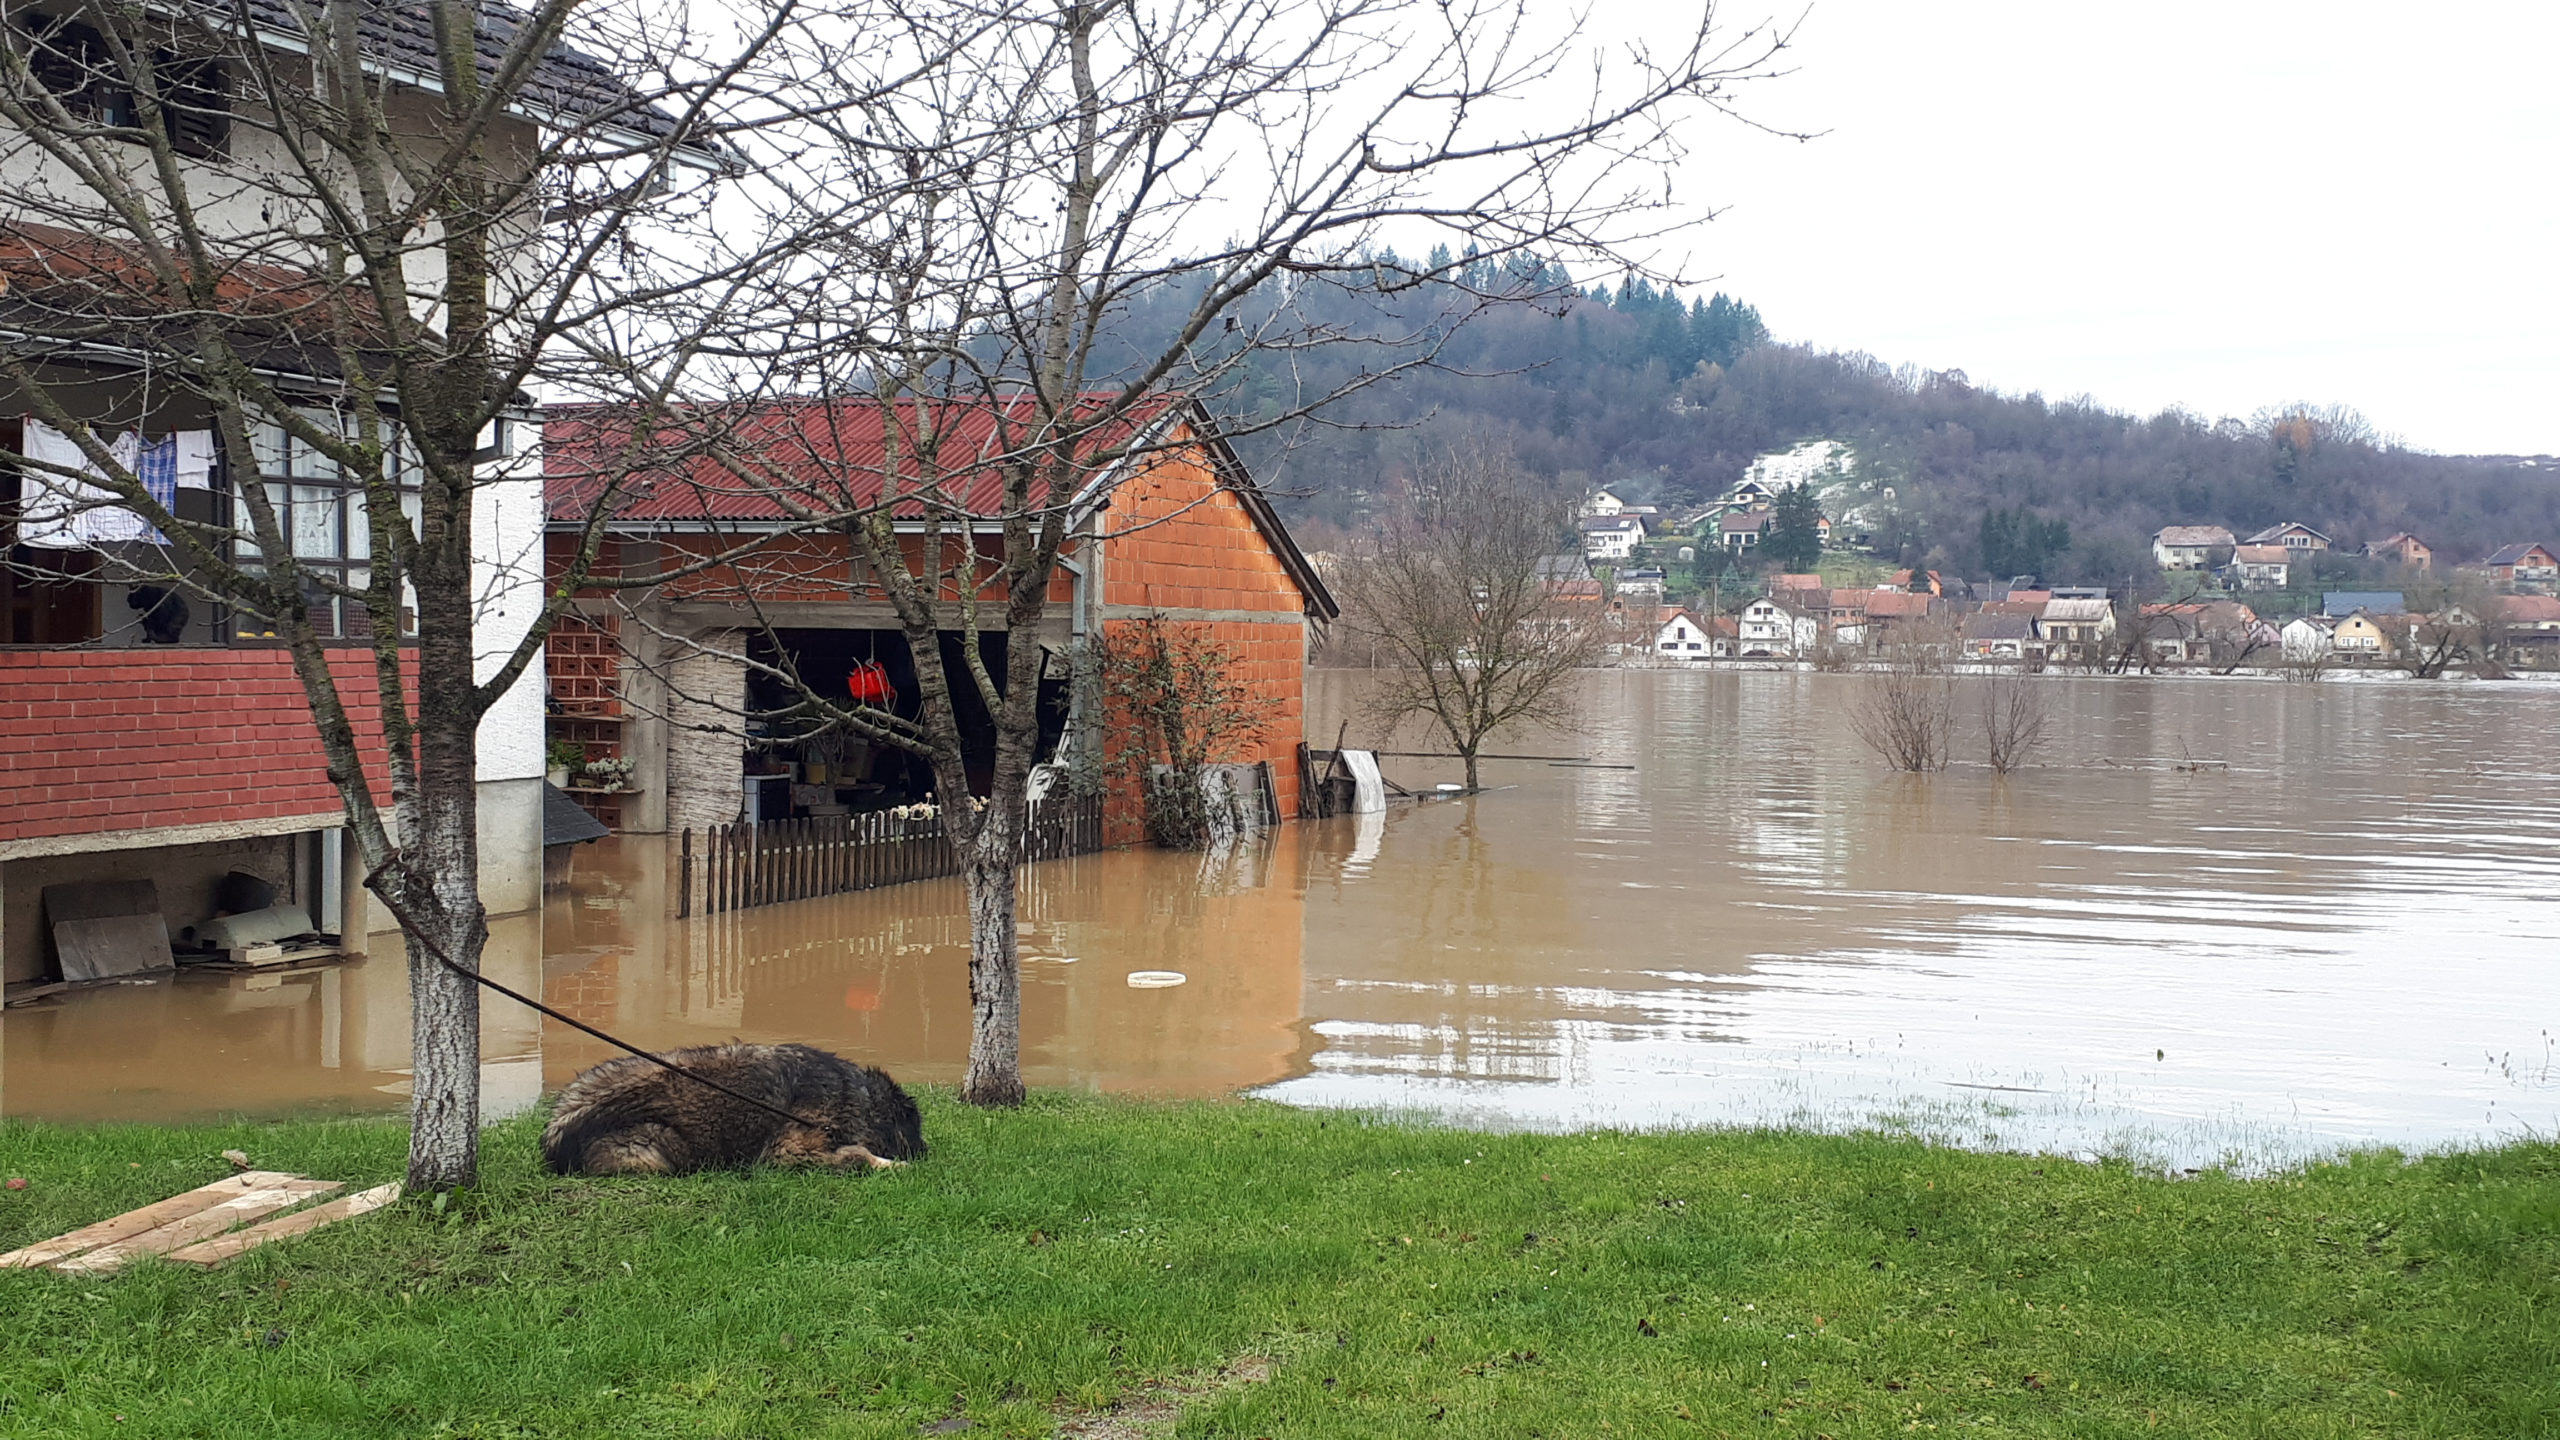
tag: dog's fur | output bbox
[541,1043,925,1176]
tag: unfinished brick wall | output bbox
[0,649,390,845]
[1098,438,1313,844]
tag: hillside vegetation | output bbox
[1168,264,2560,585]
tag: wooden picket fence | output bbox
[678,792,1104,917]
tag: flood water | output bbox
[7,670,2557,1170]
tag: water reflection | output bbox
[1265,671,2560,1168]
[536,832,1311,1098]
[7,671,2557,1171]
[0,912,545,1124]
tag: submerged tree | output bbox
[1850,651,1953,772]
[1335,435,1605,790]
[1977,672,2049,775]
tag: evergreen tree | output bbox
[1979,506,2071,580]
[1765,483,1825,571]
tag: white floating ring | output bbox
[1125,970,1188,989]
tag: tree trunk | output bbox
[403,881,485,1191]
[958,829,1025,1107]
[1463,748,1480,791]
[401,593,490,1187]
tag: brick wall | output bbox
[1098,439,1312,843]
[0,649,389,845]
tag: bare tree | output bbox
[628,0,1793,1105]
[2201,607,2279,674]
[2278,650,2333,684]
[1336,435,1607,789]
[0,0,797,1186]
[1978,671,2048,775]
[2393,579,2493,680]
[2102,596,2168,674]
[1849,654,1952,771]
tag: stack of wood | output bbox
[0,1171,400,1273]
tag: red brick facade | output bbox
[1098,437,1312,842]
[0,649,389,845]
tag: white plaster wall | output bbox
[474,425,547,786]
[0,80,543,312]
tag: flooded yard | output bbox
[7,670,2556,1169]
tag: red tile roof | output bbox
[545,394,1180,524]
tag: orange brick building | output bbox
[542,396,1335,844]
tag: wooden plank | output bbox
[0,1171,307,1269]
[162,1183,401,1268]
[53,1180,342,1274]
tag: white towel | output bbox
[1340,749,1386,814]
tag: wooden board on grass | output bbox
[163,1182,403,1267]
[0,1171,306,1270]
[52,1179,342,1275]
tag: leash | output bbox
[363,873,831,1133]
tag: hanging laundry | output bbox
[16,420,213,547]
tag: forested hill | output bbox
[1170,269,2559,584]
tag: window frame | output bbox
[230,409,421,643]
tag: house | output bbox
[2364,533,2433,571]
[2224,544,2292,591]
[1653,609,1723,661]
[1724,479,1776,511]
[2328,610,2397,662]
[1884,569,1944,597]
[1615,567,1667,600]
[543,396,1336,846]
[1825,588,1871,645]
[2152,525,2236,570]
[2491,594,2560,667]
[2141,601,2271,667]
[1859,590,1936,648]
[1962,612,2036,660]
[1771,573,1829,607]
[1720,511,1770,550]
[2281,615,2337,661]
[0,7,681,987]
[1737,598,1817,657]
[2323,591,2405,619]
[2474,543,2560,594]
[1581,514,1646,561]
[1581,488,1631,518]
[2036,597,2116,662]
[2136,605,2207,664]
[2246,522,2333,553]
[1535,554,1594,587]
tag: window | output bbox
[18,16,229,158]
[233,411,420,640]
[154,51,229,158]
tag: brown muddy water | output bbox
[7,671,2556,1169]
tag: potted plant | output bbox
[546,739,585,789]
[580,755,637,792]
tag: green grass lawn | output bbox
[2,1095,2554,1438]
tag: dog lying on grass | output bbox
[542,1043,925,1176]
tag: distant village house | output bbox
[2152,525,2235,570]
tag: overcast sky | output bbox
[1629,0,2558,456]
